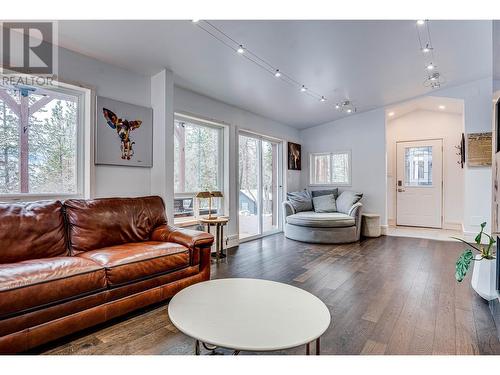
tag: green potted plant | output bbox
[454,222,498,300]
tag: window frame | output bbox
[173,113,226,223]
[0,79,92,201]
[309,150,352,187]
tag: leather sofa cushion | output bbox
[65,196,167,253]
[0,257,106,319]
[0,200,67,263]
[286,211,355,228]
[77,242,190,287]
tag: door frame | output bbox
[237,130,284,243]
[395,138,444,229]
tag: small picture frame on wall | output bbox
[288,142,301,170]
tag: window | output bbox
[309,151,351,186]
[174,114,224,220]
[0,83,84,197]
[404,146,432,186]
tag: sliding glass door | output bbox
[238,132,281,240]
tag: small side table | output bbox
[361,213,381,238]
[199,217,229,263]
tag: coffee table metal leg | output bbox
[306,342,310,355]
[195,339,200,355]
[316,337,320,355]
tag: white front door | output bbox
[396,139,443,228]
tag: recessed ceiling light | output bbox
[237,45,245,54]
[274,69,281,78]
[388,112,395,117]
[320,96,326,102]
[417,20,425,26]
[426,63,435,70]
[300,85,307,92]
[438,105,446,110]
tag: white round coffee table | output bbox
[168,278,331,355]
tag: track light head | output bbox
[274,69,281,77]
[237,45,245,54]
[300,85,307,92]
[320,96,326,102]
[417,20,425,26]
[426,63,435,70]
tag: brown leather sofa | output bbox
[0,196,214,353]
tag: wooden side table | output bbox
[199,217,229,263]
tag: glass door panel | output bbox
[239,133,282,240]
[262,140,279,233]
[238,135,260,239]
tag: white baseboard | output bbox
[380,225,388,235]
[226,234,240,249]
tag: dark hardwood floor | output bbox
[40,234,500,355]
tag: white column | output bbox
[150,69,175,223]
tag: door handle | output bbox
[397,188,405,192]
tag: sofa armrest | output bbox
[348,202,363,240]
[151,224,214,249]
[283,201,295,217]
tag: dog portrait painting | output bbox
[288,142,301,170]
[96,97,153,167]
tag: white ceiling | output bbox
[386,96,463,120]
[57,20,491,129]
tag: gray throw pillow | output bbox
[287,191,313,213]
[311,188,339,199]
[336,191,363,214]
[312,194,337,213]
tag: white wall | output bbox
[174,86,301,239]
[432,78,493,236]
[58,47,152,198]
[386,109,465,229]
[300,108,387,225]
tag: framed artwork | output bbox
[288,142,301,170]
[467,132,492,167]
[95,96,153,167]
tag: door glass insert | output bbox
[404,146,432,186]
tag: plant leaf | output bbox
[455,249,474,282]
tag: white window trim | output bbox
[309,150,352,187]
[0,78,94,202]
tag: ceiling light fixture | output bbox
[424,72,445,89]
[335,100,357,114]
[421,43,432,53]
[438,105,446,110]
[191,21,353,110]
[416,20,445,90]
[192,19,200,23]
[388,112,395,117]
